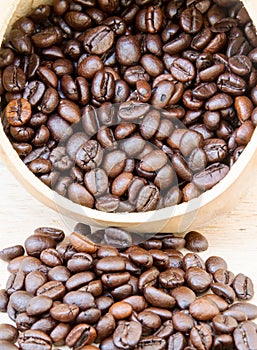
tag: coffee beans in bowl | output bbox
[0,224,257,349]
[1,0,257,221]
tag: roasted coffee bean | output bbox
[18,256,42,274]
[211,283,236,304]
[213,269,235,285]
[163,33,191,54]
[171,286,196,310]
[37,281,66,300]
[229,303,257,320]
[180,8,203,34]
[232,273,254,300]
[1,0,256,214]
[217,72,247,96]
[116,35,141,66]
[190,324,212,350]
[0,48,14,68]
[5,98,31,126]
[6,270,25,295]
[206,256,228,274]
[212,314,238,333]
[76,140,103,171]
[144,286,176,309]
[0,324,18,343]
[193,163,229,191]
[0,245,24,262]
[63,291,95,311]
[233,321,257,349]
[159,268,184,289]
[26,295,53,316]
[66,324,96,348]
[185,267,212,293]
[34,227,64,243]
[3,66,26,93]
[168,332,186,350]
[24,270,47,294]
[170,58,195,82]
[235,96,254,123]
[189,297,219,321]
[66,271,95,290]
[96,313,116,341]
[0,289,8,312]
[91,70,114,102]
[113,321,142,349]
[18,330,52,350]
[25,235,56,258]
[184,231,208,252]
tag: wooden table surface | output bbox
[0,158,257,348]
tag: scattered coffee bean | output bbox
[0,224,256,348]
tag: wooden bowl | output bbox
[1,0,257,233]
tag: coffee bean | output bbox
[76,140,103,171]
[184,231,208,252]
[206,256,228,274]
[232,273,254,300]
[235,96,254,123]
[171,286,196,310]
[84,26,114,55]
[136,185,160,212]
[212,314,238,333]
[94,314,114,342]
[0,324,18,343]
[36,281,66,300]
[25,235,56,258]
[2,0,257,212]
[189,297,219,321]
[26,295,53,316]
[116,35,141,66]
[32,26,61,48]
[163,33,191,54]
[25,270,47,294]
[190,324,212,350]
[180,8,203,34]
[0,245,24,262]
[64,291,95,310]
[96,257,126,273]
[233,321,257,349]
[34,227,65,243]
[213,269,235,286]
[5,98,31,126]
[69,232,97,254]
[193,163,229,191]
[113,321,142,349]
[168,332,186,350]
[3,66,26,92]
[0,341,19,350]
[0,290,8,312]
[229,303,257,320]
[185,267,212,293]
[170,58,196,82]
[18,330,52,350]
[66,324,96,348]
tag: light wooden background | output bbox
[1,0,257,347]
[0,157,257,348]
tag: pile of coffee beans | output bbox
[1,0,257,212]
[0,225,256,349]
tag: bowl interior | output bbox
[1,0,257,233]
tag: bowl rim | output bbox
[1,0,257,228]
